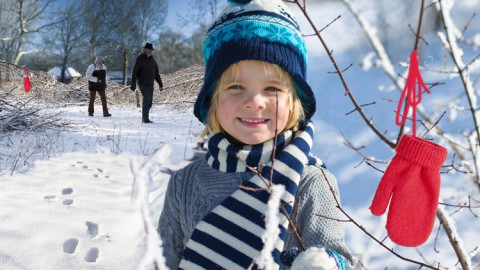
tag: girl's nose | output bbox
[244,92,266,109]
[245,91,266,110]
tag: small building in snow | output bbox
[47,64,82,83]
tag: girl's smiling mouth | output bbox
[238,118,270,126]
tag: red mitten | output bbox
[370,134,447,246]
[23,67,32,93]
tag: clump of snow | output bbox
[290,247,338,270]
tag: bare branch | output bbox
[340,131,388,165]
[280,204,306,251]
[422,111,447,138]
[345,101,376,116]
[293,0,396,149]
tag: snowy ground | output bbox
[0,105,203,270]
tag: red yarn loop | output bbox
[395,50,430,137]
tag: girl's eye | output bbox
[227,84,244,90]
[265,86,286,94]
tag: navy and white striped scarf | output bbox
[179,122,322,270]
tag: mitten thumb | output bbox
[369,159,401,216]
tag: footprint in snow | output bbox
[84,247,99,263]
[58,187,75,206]
[43,195,56,201]
[63,238,79,254]
[44,187,74,205]
[62,187,73,195]
[86,221,99,238]
[93,168,110,179]
[62,199,74,205]
[70,161,89,170]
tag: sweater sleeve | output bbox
[284,166,354,268]
[158,170,185,269]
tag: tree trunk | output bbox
[14,0,26,65]
[122,50,128,86]
[123,49,140,108]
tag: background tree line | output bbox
[0,0,219,84]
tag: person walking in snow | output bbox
[157,1,353,269]
[86,56,111,117]
[130,42,163,123]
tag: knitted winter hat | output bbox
[194,0,315,123]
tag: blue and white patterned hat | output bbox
[194,0,316,123]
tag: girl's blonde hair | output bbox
[201,60,305,137]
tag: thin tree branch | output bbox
[292,0,395,149]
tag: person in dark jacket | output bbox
[86,56,111,117]
[130,43,163,123]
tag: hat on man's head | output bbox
[193,0,316,124]
[143,43,154,50]
[95,56,104,64]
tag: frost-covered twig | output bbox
[256,184,285,270]
[436,203,472,270]
[436,0,480,189]
[131,145,171,270]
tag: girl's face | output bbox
[216,61,291,145]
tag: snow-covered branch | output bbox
[256,184,285,270]
[435,0,480,187]
[131,145,172,270]
[436,203,472,270]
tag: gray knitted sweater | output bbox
[158,158,353,269]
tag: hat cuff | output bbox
[194,37,315,123]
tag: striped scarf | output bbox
[179,122,321,270]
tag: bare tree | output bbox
[154,0,222,73]
[0,0,59,64]
[104,0,168,85]
[179,0,221,29]
[154,28,205,73]
[42,2,86,83]
[79,0,110,62]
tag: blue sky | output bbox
[165,0,192,30]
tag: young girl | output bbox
[158,0,353,269]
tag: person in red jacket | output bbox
[130,43,163,123]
